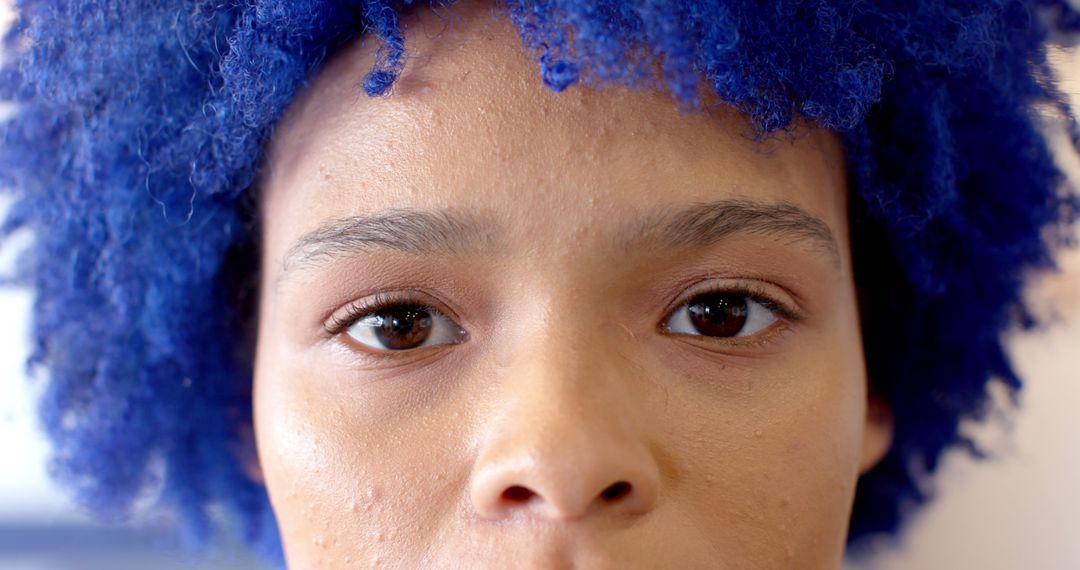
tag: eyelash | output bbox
[323,282,805,351]
[674,281,804,322]
[660,281,805,347]
[323,290,447,337]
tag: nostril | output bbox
[600,481,632,502]
[502,485,536,503]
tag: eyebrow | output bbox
[622,198,841,265]
[278,198,841,281]
[280,207,497,275]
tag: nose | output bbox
[468,339,661,521]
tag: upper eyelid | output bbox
[663,280,805,323]
[323,279,804,340]
[323,290,461,336]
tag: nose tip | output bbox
[469,454,660,520]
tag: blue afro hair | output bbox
[0,0,1078,563]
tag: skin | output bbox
[253,2,893,568]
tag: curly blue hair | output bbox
[1,0,1078,563]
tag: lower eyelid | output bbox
[668,320,795,352]
[329,336,459,371]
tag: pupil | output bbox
[687,293,748,337]
[374,304,433,349]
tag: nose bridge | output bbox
[469,312,661,521]
[503,330,633,452]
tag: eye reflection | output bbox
[345,303,467,351]
[337,288,784,354]
[664,292,780,338]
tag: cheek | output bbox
[671,331,867,565]
[252,283,868,568]
[253,358,471,568]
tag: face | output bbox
[253,3,892,568]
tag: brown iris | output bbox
[687,292,749,337]
[372,304,434,349]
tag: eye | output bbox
[662,291,781,338]
[332,296,468,352]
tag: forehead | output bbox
[259,3,849,269]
